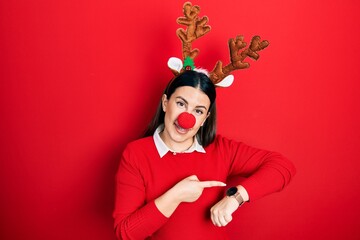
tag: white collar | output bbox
[153,124,206,158]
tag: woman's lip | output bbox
[174,122,189,134]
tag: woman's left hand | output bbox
[210,196,239,227]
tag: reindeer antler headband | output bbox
[168,2,270,87]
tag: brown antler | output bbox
[209,35,269,84]
[176,2,211,60]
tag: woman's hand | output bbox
[155,175,226,217]
[210,196,239,227]
[172,175,226,203]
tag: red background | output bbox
[1,0,359,239]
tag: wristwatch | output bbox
[226,187,245,206]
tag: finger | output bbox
[211,211,221,227]
[218,215,227,227]
[199,181,226,188]
[210,211,216,226]
[210,206,219,226]
[224,214,232,222]
[218,214,232,227]
[224,214,232,225]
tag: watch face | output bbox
[226,187,238,196]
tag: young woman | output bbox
[113,70,296,239]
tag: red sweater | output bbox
[113,135,296,239]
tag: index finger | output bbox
[199,181,226,188]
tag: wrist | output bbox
[167,187,183,205]
[226,186,245,206]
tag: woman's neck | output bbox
[159,131,194,153]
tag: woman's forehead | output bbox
[171,86,210,106]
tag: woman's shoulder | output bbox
[206,134,236,151]
[213,134,238,146]
[210,134,254,153]
[126,136,154,150]
[121,136,157,163]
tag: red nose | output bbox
[177,112,196,129]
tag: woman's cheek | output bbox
[194,116,204,129]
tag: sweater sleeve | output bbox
[113,145,168,240]
[219,136,296,201]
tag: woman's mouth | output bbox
[174,121,190,134]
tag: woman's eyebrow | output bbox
[176,96,208,110]
[176,96,188,105]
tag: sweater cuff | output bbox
[237,185,250,202]
[114,200,169,239]
[240,178,263,201]
[135,200,168,233]
[146,200,169,226]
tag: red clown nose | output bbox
[177,112,196,129]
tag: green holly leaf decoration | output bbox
[183,56,195,70]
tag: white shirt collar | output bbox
[153,124,206,158]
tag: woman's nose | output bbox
[177,112,196,129]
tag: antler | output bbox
[176,2,211,61]
[209,35,269,84]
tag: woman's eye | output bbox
[195,109,204,115]
[176,102,185,108]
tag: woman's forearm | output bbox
[154,187,181,217]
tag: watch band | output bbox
[232,191,245,206]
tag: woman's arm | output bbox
[209,136,296,227]
[224,136,296,201]
[155,175,226,217]
[113,147,168,240]
[113,148,225,239]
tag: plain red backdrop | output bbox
[1,0,359,239]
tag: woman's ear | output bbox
[162,94,168,112]
[201,112,210,126]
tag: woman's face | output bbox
[161,86,211,151]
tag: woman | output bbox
[113,70,296,239]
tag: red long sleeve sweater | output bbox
[113,135,296,240]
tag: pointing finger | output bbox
[199,181,226,188]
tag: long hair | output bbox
[143,70,217,147]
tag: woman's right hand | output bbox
[171,175,226,203]
[155,175,226,217]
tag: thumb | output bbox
[187,175,199,181]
